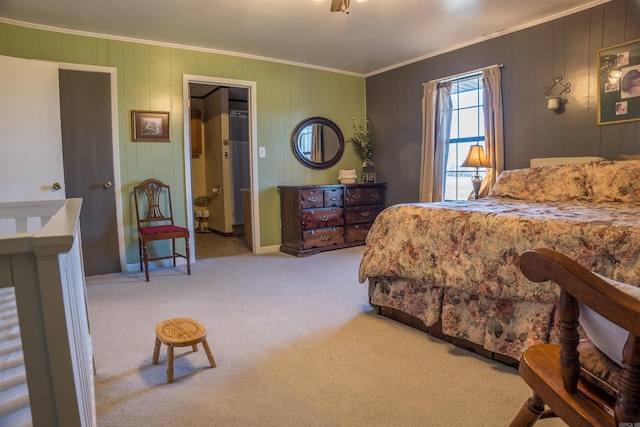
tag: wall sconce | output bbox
[545,76,571,111]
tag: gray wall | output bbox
[367,0,640,206]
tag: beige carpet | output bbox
[86,246,566,427]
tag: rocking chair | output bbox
[510,248,640,426]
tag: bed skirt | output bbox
[368,276,559,362]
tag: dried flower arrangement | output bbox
[347,116,374,162]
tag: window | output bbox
[298,125,313,158]
[444,74,485,201]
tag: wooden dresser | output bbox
[279,183,386,257]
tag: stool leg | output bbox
[192,344,198,352]
[167,346,174,383]
[152,338,161,364]
[201,339,216,368]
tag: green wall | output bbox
[0,23,366,262]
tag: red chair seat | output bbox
[139,225,188,236]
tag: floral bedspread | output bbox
[358,197,640,359]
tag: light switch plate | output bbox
[259,146,266,158]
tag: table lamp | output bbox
[461,145,491,199]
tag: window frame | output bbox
[445,73,486,201]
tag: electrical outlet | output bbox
[259,146,266,158]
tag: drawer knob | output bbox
[320,215,329,221]
[360,211,370,217]
[308,196,318,202]
[320,235,330,241]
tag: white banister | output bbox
[0,198,96,427]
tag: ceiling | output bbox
[0,0,610,76]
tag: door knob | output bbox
[103,181,113,189]
[52,182,63,191]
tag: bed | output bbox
[358,160,640,362]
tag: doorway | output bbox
[182,75,259,260]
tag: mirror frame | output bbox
[291,117,345,170]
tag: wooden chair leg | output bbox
[185,236,191,275]
[142,242,150,282]
[201,339,216,368]
[152,338,161,364]
[509,394,546,427]
[172,239,177,266]
[138,237,143,272]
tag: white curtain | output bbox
[311,124,323,162]
[419,81,452,202]
[478,65,504,198]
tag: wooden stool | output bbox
[152,318,216,383]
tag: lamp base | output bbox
[471,172,483,200]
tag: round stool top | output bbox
[155,318,207,347]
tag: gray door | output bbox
[59,70,120,276]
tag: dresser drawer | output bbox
[324,188,343,207]
[346,223,372,243]
[346,204,383,224]
[345,187,365,205]
[300,189,324,209]
[303,227,344,248]
[346,186,385,205]
[364,187,384,204]
[301,208,344,229]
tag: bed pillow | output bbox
[578,273,640,366]
[530,156,606,168]
[617,154,640,161]
[488,163,588,202]
[585,160,640,202]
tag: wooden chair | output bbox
[509,248,640,427]
[133,178,191,281]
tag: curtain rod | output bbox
[424,64,504,85]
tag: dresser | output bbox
[279,183,386,257]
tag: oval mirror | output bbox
[291,117,344,169]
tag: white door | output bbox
[0,55,65,202]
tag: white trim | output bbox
[56,62,127,272]
[182,74,262,259]
[0,17,362,78]
[259,245,280,254]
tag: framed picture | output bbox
[131,110,171,142]
[598,38,640,125]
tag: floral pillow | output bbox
[585,160,640,202]
[488,163,588,202]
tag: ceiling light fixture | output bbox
[330,0,350,13]
[330,0,365,14]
